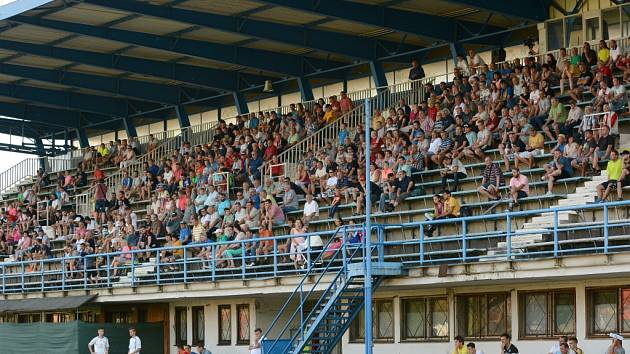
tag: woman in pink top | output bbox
[111,240,132,277]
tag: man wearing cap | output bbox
[166,212,181,235]
[608,333,625,354]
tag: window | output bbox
[350,299,394,342]
[192,306,205,347]
[175,307,187,346]
[456,293,510,339]
[218,305,232,345]
[587,287,630,336]
[519,290,575,338]
[237,304,250,345]
[401,297,448,341]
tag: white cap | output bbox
[609,333,624,341]
[214,229,223,234]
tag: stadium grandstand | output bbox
[1,0,630,353]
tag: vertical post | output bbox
[175,105,191,140]
[506,214,512,260]
[156,251,161,285]
[419,225,425,266]
[183,246,188,283]
[363,97,373,354]
[76,128,89,149]
[122,116,138,138]
[233,91,250,115]
[553,209,559,257]
[604,205,609,253]
[297,77,315,102]
[369,61,388,89]
[462,220,467,262]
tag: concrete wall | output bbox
[165,276,629,354]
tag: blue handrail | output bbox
[263,224,365,353]
[0,200,628,294]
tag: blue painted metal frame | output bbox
[1,200,627,295]
[257,0,504,42]
[0,101,106,128]
[363,98,374,354]
[297,77,314,102]
[0,38,269,93]
[0,81,133,117]
[11,15,347,77]
[122,116,138,138]
[76,128,89,149]
[82,0,416,61]
[443,0,550,22]
[232,92,249,115]
[0,62,190,105]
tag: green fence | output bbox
[0,321,164,354]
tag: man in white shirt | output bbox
[88,328,109,354]
[128,327,142,354]
[466,342,484,354]
[303,194,320,222]
[250,328,263,354]
[548,335,576,354]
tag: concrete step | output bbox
[497,234,544,248]
[557,197,594,206]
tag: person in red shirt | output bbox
[263,140,278,161]
[339,91,354,114]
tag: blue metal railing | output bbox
[263,224,370,354]
[0,200,629,293]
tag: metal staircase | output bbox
[262,226,402,354]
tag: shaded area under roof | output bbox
[0,294,96,313]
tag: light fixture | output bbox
[263,80,273,93]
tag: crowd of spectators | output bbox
[1,39,629,275]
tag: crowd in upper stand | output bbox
[1,39,629,275]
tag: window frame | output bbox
[237,304,251,346]
[455,292,511,340]
[175,306,188,347]
[218,305,232,346]
[518,289,576,339]
[586,286,630,338]
[350,299,395,343]
[400,296,449,342]
[192,306,205,347]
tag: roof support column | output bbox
[297,77,315,102]
[122,116,138,138]
[76,128,89,149]
[233,92,249,115]
[35,138,47,170]
[175,105,190,141]
[369,61,388,89]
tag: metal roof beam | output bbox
[82,0,419,60]
[0,38,271,92]
[0,62,193,105]
[442,0,550,22]
[0,82,136,117]
[255,0,503,42]
[0,101,89,128]
[11,15,335,77]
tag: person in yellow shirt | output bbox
[452,336,467,354]
[323,104,338,124]
[598,39,611,66]
[439,189,461,218]
[596,149,623,201]
[515,129,545,169]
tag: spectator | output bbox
[548,335,569,354]
[408,58,425,80]
[500,333,518,354]
[596,149,624,202]
[466,342,484,354]
[593,125,614,173]
[440,154,467,191]
[453,335,466,354]
[567,337,583,354]
[515,128,545,169]
[478,156,505,201]
[542,149,573,195]
[607,333,625,354]
[508,167,529,208]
